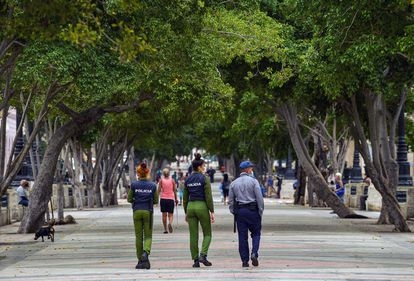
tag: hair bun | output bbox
[191,153,205,171]
[136,162,149,178]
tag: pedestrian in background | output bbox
[266,175,274,197]
[228,161,264,268]
[177,174,185,206]
[16,180,30,207]
[184,153,215,268]
[172,171,179,186]
[221,173,231,205]
[158,168,178,233]
[276,175,283,199]
[206,167,216,183]
[128,162,158,270]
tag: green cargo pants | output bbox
[186,201,212,260]
[133,210,153,259]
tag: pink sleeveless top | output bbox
[160,177,175,200]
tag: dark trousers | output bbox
[19,196,29,207]
[236,208,261,262]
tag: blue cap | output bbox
[240,161,254,169]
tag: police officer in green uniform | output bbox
[128,162,158,270]
[184,153,215,267]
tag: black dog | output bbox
[34,223,55,242]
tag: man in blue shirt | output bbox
[228,161,264,268]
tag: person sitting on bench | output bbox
[16,180,30,207]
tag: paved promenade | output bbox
[1,182,414,281]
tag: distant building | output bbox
[2,108,17,176]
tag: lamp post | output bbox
[397,107,413,186]
[349,144,363,183]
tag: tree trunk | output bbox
[294,165,306,205]
[18,107,107,233]
[57,182,64,222]
[91,132,111,208]
[102,188,110,207]
[0,81,64,197]
[367,163,409,231]
[55,154,66,223]
[341,91,410,232]
[227,154,238,180]
[73,185,83,210]
[0,43,22,177]
[81,147,95,208]
[68,139,84,210]
[264,152,274,175]
[128,146,135,185]
[121,170,129,199]
[101,159,109,206]
[17,89,150,233]
[0,104,9,178]
[306,180,315,207]
[110,176,118,206]
[93,165,103,208]
[313,112,349,179]
[93,182,103,207]
[277,102,355,217]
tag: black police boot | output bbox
[198,254,212,266]
[135,260,142,269]
[137,251,150,269]
[144,259,151,269]
[192,258,200,268]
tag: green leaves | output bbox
[300,0,414,97]
[60,22,101,47]
[1,0,98,41]
[111,22,154,62]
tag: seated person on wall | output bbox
[360,175,371,210]
[16,180,30,207]
[334,173,344,202]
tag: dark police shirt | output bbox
[183,172,214,214]
[127,179,158,212]
[185,172,206,201]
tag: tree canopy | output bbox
[1,0,413,232]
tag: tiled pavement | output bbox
[1,182,414,281]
